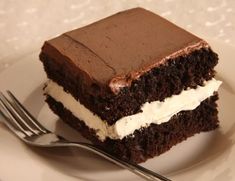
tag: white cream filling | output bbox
[44,79,221,141]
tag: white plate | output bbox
[0,40,235,181]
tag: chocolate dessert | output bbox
[39,7,221,163]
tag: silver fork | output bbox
[0,91,171,181]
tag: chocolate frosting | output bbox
[42,7,209,94]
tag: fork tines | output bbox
[0,91,49,137]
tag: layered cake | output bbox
[39,8,222,163]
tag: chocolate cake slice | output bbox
[39,7,221,163]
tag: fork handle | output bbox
[52,142,171,181]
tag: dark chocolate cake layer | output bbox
[41,47,218,125]
[45,94,219,163]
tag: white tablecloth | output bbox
[0,0,234,72]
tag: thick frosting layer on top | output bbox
[45,79,221,141]
[41,8,208,94]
